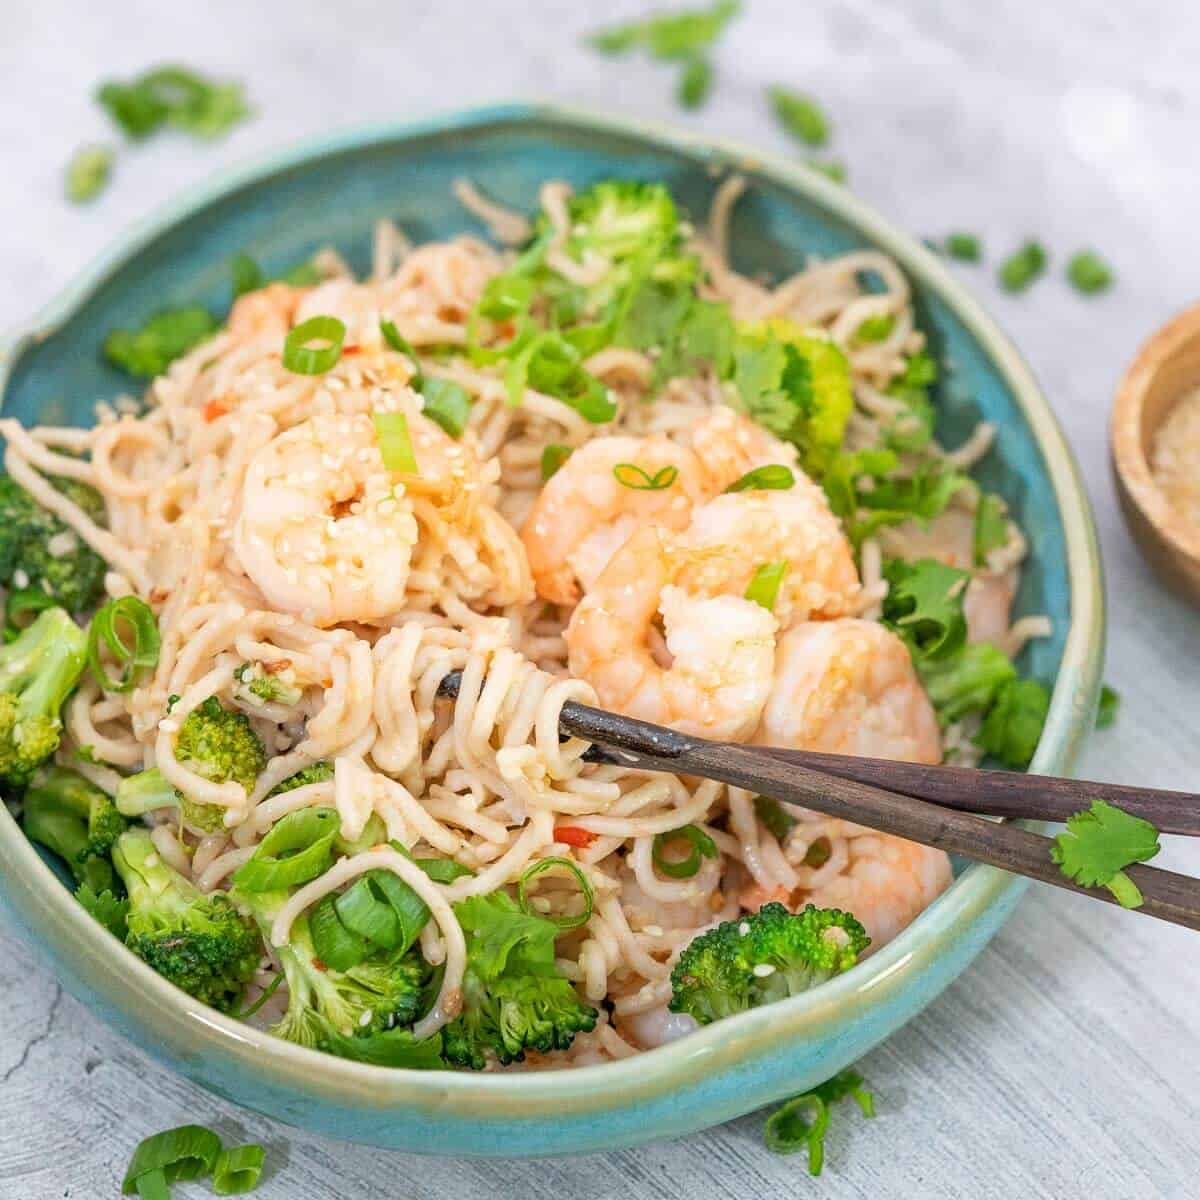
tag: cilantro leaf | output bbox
[1096,684,1120,730]
[973,493,1009,565]
[1051,800,1161,908]
[677,58,713,108]
[587,1,741,61]
[882,558,969,661]
[76,883,129,938]
[854,460,969,538]
[97,65,249,142]
[976,677,1050,768]
[915,640,1017,726]
[103,307,219,378]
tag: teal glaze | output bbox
[0,104,1104,1157]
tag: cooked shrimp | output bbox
[522,435,708,605]
[676,485,861,625]
[690,406,799,492]
[566,525,777,740]
[756,619,941,763]
[234,411,418,626]
[802,830,952,949]
[227,283,307,340]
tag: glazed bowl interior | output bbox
[0,104,1104,1157]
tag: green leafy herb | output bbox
[104,307,219,378]
[373,411,419,475]
[612,463,679,491]
[882,558,969,660]
[98,66,249,142]
[541,444,572,480]
[915,641,1017,727]
[764,1067,875,1174]
[1066,250,1113,295]
[122,1125,223,1196]
[231,253,265,299]
[768,86,830,147]
[587,1,740,61]
[944,233,982,262]
[754,795,795,842]
[231,807,339,892]
[1097,684,1120,730]
[853,313,896,344]
[76,883,129,938]
[1051,799,1160,909]
[212,1144,265,1195]
[505,332,616,422]
[518,856,595,929]
[87,595,161,693]
[807,159,847,183]
[883,350,938,453]
[725,464,795,493]
[419,377,473,438]
[973,493,1009,565]
[677,58,713,108]
[652,825,718,879]
[745,561,788,611]
[976,677,1050,769]
[282,315,345,375]
[998,241,1048,292]
[65,145,114,204]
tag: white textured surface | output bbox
[2,2,1199,1196]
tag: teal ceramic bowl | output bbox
[0,103,1103,1157]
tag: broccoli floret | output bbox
[669,903,870,1025]
[237,888,426,1049]
[0,607,87,787]
[173,696,266,831]
[114,765,178,818]
[24,766,126,866]
[0,475,107,614]
[233,661,303,709]
[266,760,334,797]
[565,180,682,264]
[112,826,260,1011]
[442,891,597,1070]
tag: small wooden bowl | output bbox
[1111,301,1200,605]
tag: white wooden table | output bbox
[2,2,1198,1195]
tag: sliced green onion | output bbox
[754,795,795,842]
[1066,250,1113,295]
[134,1172,169,1200]
[213,1144,265,1195]
[745,561,788,611]
[122,1125,222,1195]
[998,241,1047,292]
[807,158,847,183]
[416,856,474,884]
[66,144,113,204]
[233,970,283,1020]
[612,463,679,491]
[518,856,595,929]
[804,837,832,868]
[282,315,345,375]
[373,411,419,475]
[541,444,572,480]
[677,57,712,109]
[231,253,264,299]
[380,319,422,380]
[231,807,338,892]
[652,825,718,879]
[309,892,371,971]
[854,314,896,344]
[1097,683,1120,730]
[87,596,161,693]
[763,1094,830,1171]
[945,232,982,262]
[419,377,472,438]
[725,464,795,493]
[335,872,402,949]
[768,86,830,147]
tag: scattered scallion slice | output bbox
[380,319,422,381]
[518,856,595,929]
[122,1125,222,1196]
[231,807,339,892]
[768,86,830,147]
[231,253,265,299]
[807,159,847,183]
[725,464,795,492]
[853,314,896,344]
[104,307,219,378]
[97,66,249,142]
[87,596,161,693]
[652,825,718,878]
[541,444,572,480]
[213,1144,266,1195]
[419,377,472,438]
[1097,683,1120,730]
[1066,250,1113,295]
[65,145,114,204]
[612,463,679,491]
[282,315,345,375]
[373,410,419,475]
[998,241,1048,292]
[677,58,713,109]
[745,561,788,611]
[945,232,982,262]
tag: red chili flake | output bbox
[553,826,597,849]
[202,399,229,423]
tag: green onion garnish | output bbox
[122,1125,222,1196]
[518,856,595,929]
[233,970,283,1021]
[763,1093,829,1167]
[612,463,679,491]
[803,837,832,868]
[677,58,713,109]
[854,314,896,344]
[231,253,264,299]
[945,233,982,262]
[754,795,795,842]
[212,1144,266,1195]
[1066,250,1113,295]
[807,159,847,183]
[998,241,1048,292]
[745,561,788,611]
[97,66,249,142]
[1097,683,1120,730]
[309,893,371,971]
[973,493,1008,566]
[725,464,795,492]
[419,377,472,438]
[373,411,419,475]
[104,307,219,379]
[65,145,114,204]
[652,825,718,879]
[282,315,345,375]
[768,86,830,147]
[380,319,422,381]
[231,807,338,892]
[541,444,572,480]
[87,596,161,693]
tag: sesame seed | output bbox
[752,963,776,978]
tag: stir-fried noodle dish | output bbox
[2,178,1052,1070]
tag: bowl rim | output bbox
[1110,298,1200,563]
[0,100,1105,1121]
